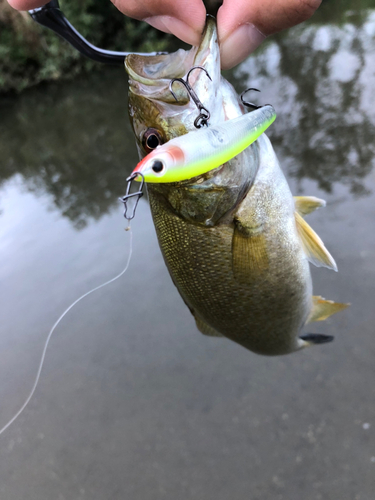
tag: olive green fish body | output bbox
[148,134,312,355]
[126,17,348,356]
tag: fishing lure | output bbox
[132,105,276,183]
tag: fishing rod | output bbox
[28,0,168,65]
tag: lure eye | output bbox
[143,128,163,153]
[151,160,164,173]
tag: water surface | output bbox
[0,6,374,500]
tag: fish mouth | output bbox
[125,16,220,105]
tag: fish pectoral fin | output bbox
[307,295,350,323]
[294,196,326,216]
[195,316,224,337]
[295,211,337,271]
[232,224,269,283]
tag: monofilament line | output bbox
[0,226,134,437]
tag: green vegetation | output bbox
[2,0,375,93]
[0,0,169,93]
[315,0,375,24]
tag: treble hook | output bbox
[169,66,212,129]
[241,88,261,110]
[119,172,145,221]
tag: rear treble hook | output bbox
[169,66,212,129]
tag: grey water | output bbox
[0,6,374,500]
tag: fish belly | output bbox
[148,179,312,356]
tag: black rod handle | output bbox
[28,0,167,65]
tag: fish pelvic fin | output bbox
[294,196,326,216]
[232,224,269,283]
[295,211,337,271]
[307,295,350,323]
[195,316,224,337]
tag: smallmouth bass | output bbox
[125,17,348,356]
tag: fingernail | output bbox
[144,15,201,46]
[220,23,266,70]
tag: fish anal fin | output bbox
[295,211,337,271]
[195,316,223,337]
[232,225,269,283]
[294,196,326,216]
[307,295,350,323]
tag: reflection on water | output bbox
[0,71,136,228]
[1,5,375,500]
[1,10,375,227]
[234,10,375,195]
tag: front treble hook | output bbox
[169,66,212,129]
[241,88,261,110]
[119,172,145,222]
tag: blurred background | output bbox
[0,0,170,93]
[0,1,374,499]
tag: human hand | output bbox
[7,0,321,69]
[217,0,321,69]
[6,0,207,47]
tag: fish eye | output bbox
[143,128,163,153]
[151,160,164,173]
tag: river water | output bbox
[0,6,374,500]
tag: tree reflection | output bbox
[233,10,375,195]
[0,70,137,229]
[1,9,375,228]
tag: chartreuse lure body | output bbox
[132,105,276,183]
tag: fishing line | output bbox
[0,225,134,437]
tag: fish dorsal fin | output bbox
[295,211,337,271]
[195,316,223,337]
[294,196,326,216]
[232,225,269,283]
[307,295,349,323]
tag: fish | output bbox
[132,105,276,182]
[125,16,348,356]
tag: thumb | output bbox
[111,0,206,46]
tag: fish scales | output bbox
[147,135,310,356]
[126,17,348,356]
